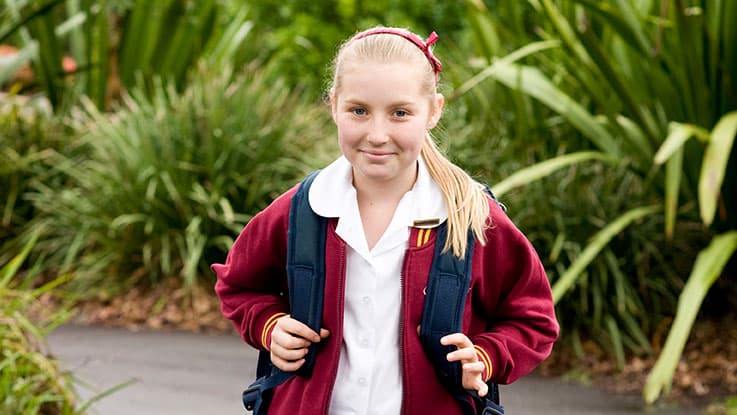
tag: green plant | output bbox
[707,395,737,415]
[0,94,79,263]
[27,65,336,294]
[459,0,737,402]
[1,0,254,111]
[244,0,469,99]
[0,234,78,415]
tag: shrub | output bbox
[0,94,80,264]
[28,65,336,293]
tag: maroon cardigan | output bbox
[212,185,559,414]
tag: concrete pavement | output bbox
[47,325,705,415]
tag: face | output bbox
[331,62,443,191]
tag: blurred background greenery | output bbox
[1,0,736,410]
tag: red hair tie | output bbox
[349,28,443,82]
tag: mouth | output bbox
[361,150,394,161]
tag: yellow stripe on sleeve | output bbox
[474,345,493,382]
[261,312,288,350]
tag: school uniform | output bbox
[213,156,559,415]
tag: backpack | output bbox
[242,171,505,415]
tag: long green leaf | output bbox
[0,0,65,43]
[0,232,39,288]
[489,61,621,156]
[27,8,64,108]
[572,0,650,56]
[86,0,109,109]
[539,0,593,67]
[453,39,561,98]
[643,231,737,403]
[118,0,174,87]
[202,4,252,68]
[492,151,612,197]
[699,111,737,226]
[552,205,660,303]
[158,0,215,84]
[465,0,502,60]
[663,148,683,240]
[654,122,710,165]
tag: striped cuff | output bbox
[474,345,493,382]
[261,312,288,350]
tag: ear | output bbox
[329,89,338,123]
[427,93,444,129]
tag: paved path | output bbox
[47,325,704,415]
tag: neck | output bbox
[352,163,418,204]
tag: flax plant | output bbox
[27,65,335,293]
[459,0,737,402]
[1,0,253,111]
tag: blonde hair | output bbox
[330,27,491,258]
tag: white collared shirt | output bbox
[309,156,447,415]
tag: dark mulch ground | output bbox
[539,317,737,401]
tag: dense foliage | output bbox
[25,66,335,292]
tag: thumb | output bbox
[319,328,330,339]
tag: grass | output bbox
[0,236,79,415]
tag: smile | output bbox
[361,150,394,160]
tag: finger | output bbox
[277,317,321,342]
[440,333,472,348]
[477,380,489,397]
[463,361,486,374]
[270,342,309,362]
[272,327,312,350]
[270,354,306,372]
[319,328,331,339]
[447,347,478,363]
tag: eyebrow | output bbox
[342,98,418,107]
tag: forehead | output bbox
[336,62,428,103]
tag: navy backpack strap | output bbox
[285,170,327,375]
[418,222,504,415]
[481,183,506,212]
[243,170,326,413]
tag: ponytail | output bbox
[420,133,490,258]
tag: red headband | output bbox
[349,28,443,80]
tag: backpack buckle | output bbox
[242,382,261,411]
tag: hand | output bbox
[269,315,330,372]
[441,333,489,397]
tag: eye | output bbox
[394,109,408,118]
[351,107,367,116]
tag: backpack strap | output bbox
[418,222,475,403]
[417,184,506,415]
[285,170,327,375]
[243,170,326,414]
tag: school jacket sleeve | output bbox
[211,186,298,350]
[468,199,560,384]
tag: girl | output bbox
[213,27,559,414]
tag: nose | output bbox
[366,118,390,145]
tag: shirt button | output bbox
[362,296,371,304]
[358,377,367,386]
[361,338,370,347]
